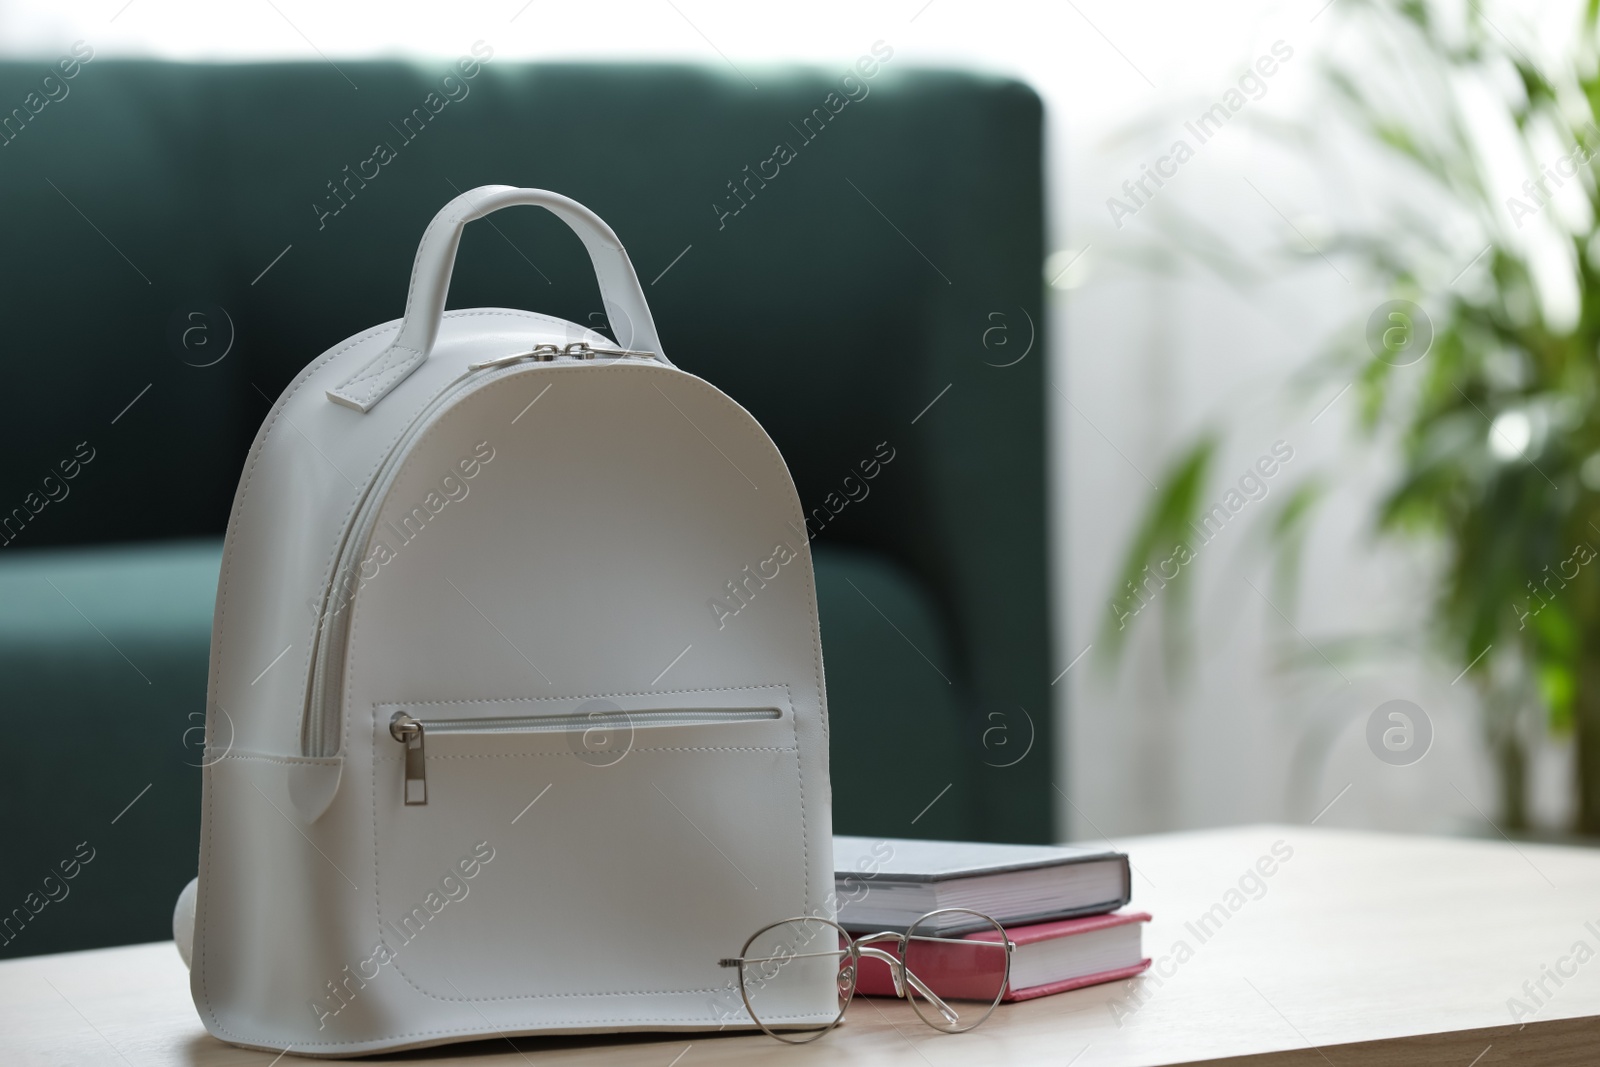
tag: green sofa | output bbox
[0,58,1049,958]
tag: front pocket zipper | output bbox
[387,707,780,805]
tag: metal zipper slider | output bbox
[389,711,427,805]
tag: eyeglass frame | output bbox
[717,907,1016,1044]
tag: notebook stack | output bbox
[833,836,1151,1002]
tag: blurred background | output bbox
[4,0,1594,956]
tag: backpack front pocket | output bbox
[366,685,816,1011]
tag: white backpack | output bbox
[184,187,835,1055]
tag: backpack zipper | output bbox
[387,707,779,805]
[468,341,656,371]
[302,344,657,759]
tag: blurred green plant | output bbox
[1107,0,1600,832]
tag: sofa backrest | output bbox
[0,57,1051,841]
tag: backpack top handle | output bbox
[327,185,668,413]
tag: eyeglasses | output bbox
[717,908,1015,1044]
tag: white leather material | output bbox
[286,758,343,823]
[327,186,667,412]
[190,188,833,1056]
[173,877,198,968]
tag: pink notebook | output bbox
[854,910,1152,1002]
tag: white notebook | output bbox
[833,835,1131,934]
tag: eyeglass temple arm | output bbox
[854,945,961,1025]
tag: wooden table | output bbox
[3,825,1597,1065]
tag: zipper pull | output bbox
[560,342,656,361]
[468,344,561,371]
[389,712,427,805]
